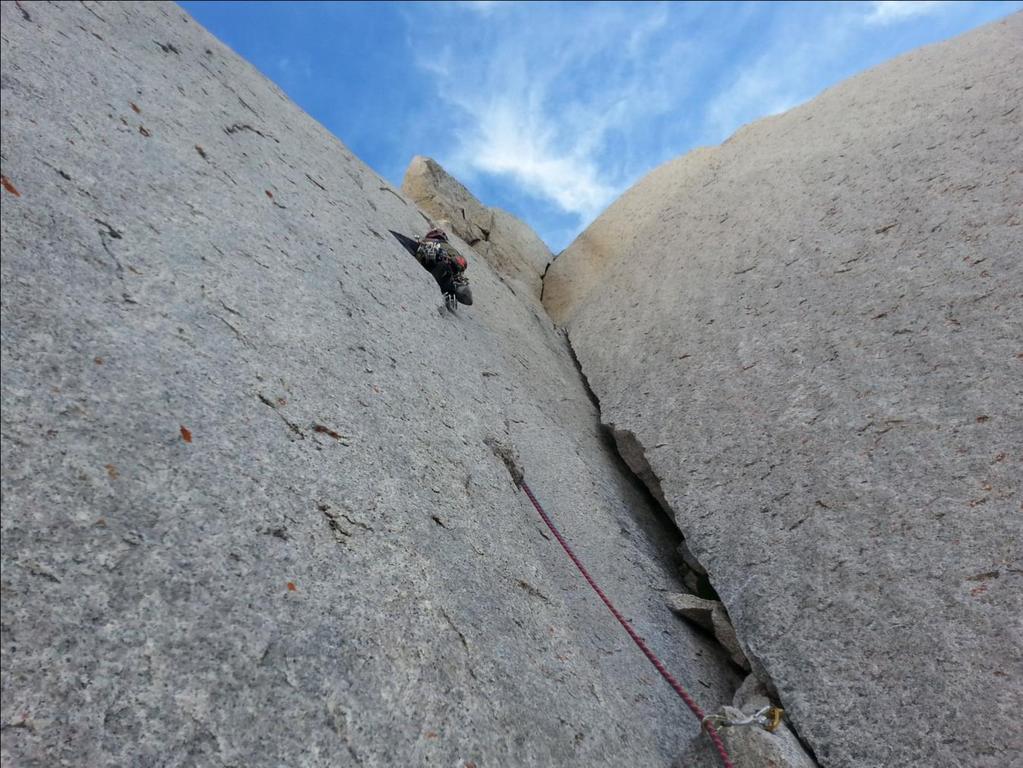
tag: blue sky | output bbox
[180,1,1020,252]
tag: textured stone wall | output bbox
[0,3,736,766]
[545,14,1023,768]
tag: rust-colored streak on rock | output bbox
[1,175,21,197]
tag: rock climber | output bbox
[416,227,472,309]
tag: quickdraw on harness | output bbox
[520,482,739,768]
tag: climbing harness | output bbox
[520,482,735,768]
[703,705,786,733]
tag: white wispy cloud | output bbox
[454,0,505,14]
[703,7,870,143]
[457,102,618,219]
[864,1,945,26]
[704,56,802,143]
[399,0,1016,249]
[704,0,980,142]
[410,2,689,224]
[276,55,312,79]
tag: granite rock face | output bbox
[0,3,737,767]
[402,156,552,298]
[545,14,1023,768]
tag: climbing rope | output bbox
[520,482,734,768]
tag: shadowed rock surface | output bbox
[402,156,552,299]
[0,3,737,767]
[545,14,1022,768]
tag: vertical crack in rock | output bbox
[561,328,716,595]
[539,258,554,303]
[542,16,1023,767]
[560,326,818,767]
[561,329,600,410]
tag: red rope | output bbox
[521,482,734,768]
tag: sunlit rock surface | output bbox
[0,3,737,766]
[545,14,1023,768]
[402,155,551,299]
